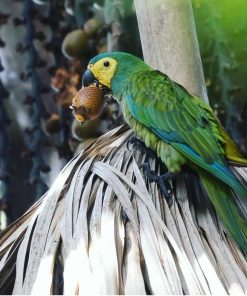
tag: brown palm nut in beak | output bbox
[71,86,105,123]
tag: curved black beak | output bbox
[82,69,96,87]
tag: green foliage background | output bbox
[192,0,247,151]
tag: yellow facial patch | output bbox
[88,57,117,88]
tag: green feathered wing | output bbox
[122,69,247,253]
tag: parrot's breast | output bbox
[121,100,186,172]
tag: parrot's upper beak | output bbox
[82,68,111,96]
[82,69,96,87]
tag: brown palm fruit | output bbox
[56,74,79,107]
[43,113,62,134]
[71,118,100,141]
[51,67,70,92]
[71,86,105,123]
[62,29,88,60]
[57,85,78,108]
[84,18,102,37]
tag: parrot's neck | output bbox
[110,74,130,100]
[110,61,151,100]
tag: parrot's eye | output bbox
[103,61,110,67]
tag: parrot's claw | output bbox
[128,137,174,200]
[141,163,174,200]
[127,136,144,150]
[127,137,156,158]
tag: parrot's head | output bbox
[82,52,150,98]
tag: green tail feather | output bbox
[198,169,247,254]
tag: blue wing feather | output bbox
[153,127,246,196]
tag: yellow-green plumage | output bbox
[85,52,247,254]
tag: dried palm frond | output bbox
[0,125,247,295]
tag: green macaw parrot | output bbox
[82,52,247,254]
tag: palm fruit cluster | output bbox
[0,0,141,221]
[47,4,110,143]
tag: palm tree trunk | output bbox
[134,0,208,102]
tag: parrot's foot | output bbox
[141,163,174,200]
[127,136,156,158]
